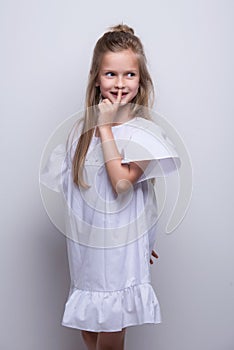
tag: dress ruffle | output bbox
[119,117,181,180]
[61,282,162,332]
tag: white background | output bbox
[1,0,233,349]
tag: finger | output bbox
[98,98,107,107]
[102,98,111,104]
[151,250,159,258]
[116,89,122,104]
[152,252,159,259]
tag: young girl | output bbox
[40,24,180,350]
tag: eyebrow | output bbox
[102,68,139,72]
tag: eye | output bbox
[105,72,115,77]
[126,72,136,78]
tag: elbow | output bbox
[114,179,133,195]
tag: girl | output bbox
[40,24,180,350]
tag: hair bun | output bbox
[109,24,134,35]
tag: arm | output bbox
[98,125,150,194]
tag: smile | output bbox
[110,91,128,97]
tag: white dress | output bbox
[40,116,180,332]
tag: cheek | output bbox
[99,79,112,91]
[132,81,140,95]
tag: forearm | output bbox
[98,126,131,193]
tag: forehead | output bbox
[100,49,139,70]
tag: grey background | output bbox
[1,0,233,349]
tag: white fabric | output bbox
[119,117,181,180]
[40,143,67,193]
[40,116,180,332]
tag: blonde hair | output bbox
[70,24,155,188]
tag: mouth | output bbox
[110,91,128,98]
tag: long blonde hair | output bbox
[70,24,155,188]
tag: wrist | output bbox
[98,124,114,140]
[98,124,112,133]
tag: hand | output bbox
[97,90,122,128]
[150,249,159,264]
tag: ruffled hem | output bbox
[61,283,162,332]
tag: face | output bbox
[96,49,140,105]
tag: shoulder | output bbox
[121,117,163,145]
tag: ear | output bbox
[95,81,99,87]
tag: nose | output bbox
[115,75,124,89]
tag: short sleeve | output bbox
[39,143,68,193]
[120,119,181,182]
[39,118,84,192]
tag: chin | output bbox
[119,100,129,107]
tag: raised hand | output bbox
[97,89,122,128]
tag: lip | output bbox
[110,91,128,98]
